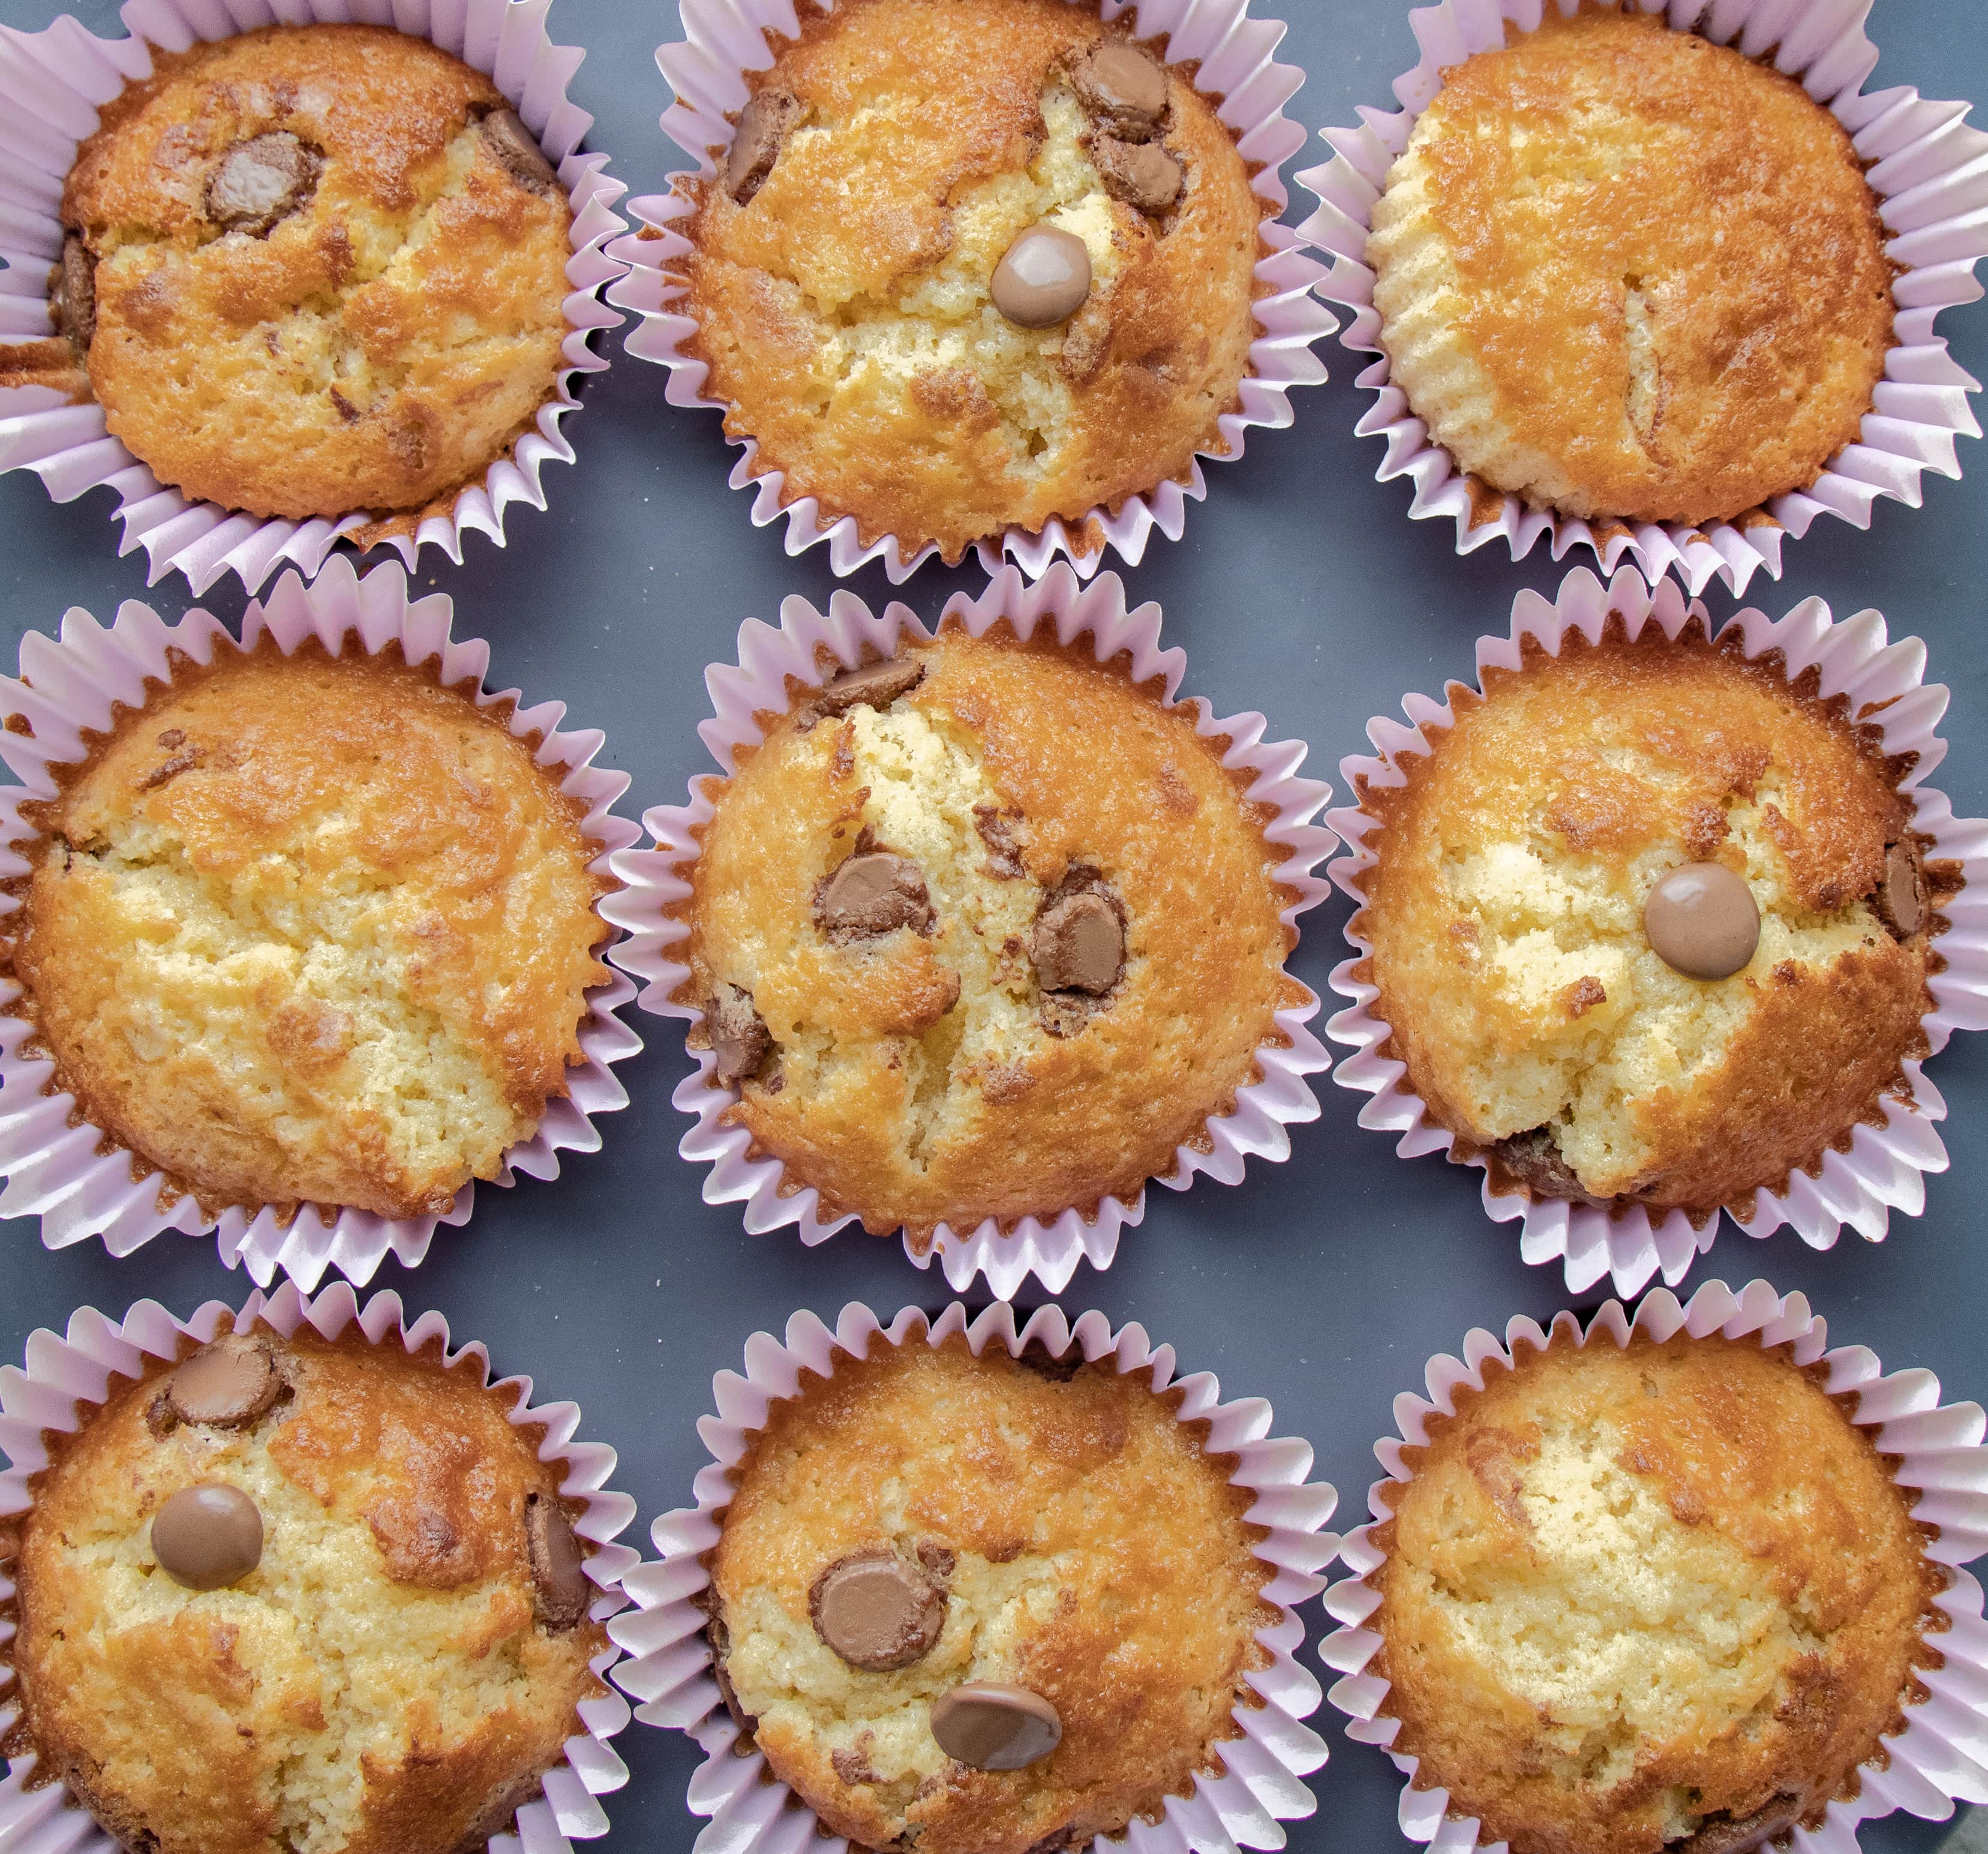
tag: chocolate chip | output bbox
[707,982,771,1085]
[1091,136,1182,215]
[56,235,95,349]
[809,1549,947,1670]
[205,133,322,237]
[726,88,803,205]
[1644,862,1761,980]
[479,106,558,194]
[161,1335,283,1430]
[1070,40,1169,136]
[807,656,926,724]
[1492,1126,1600,1205]
[815,843,933,941]
[992,224,1092,329]
[525,1491,589,1628]
[929,1684,1062,1771]
[1677,1796,1806,1854]
[915,1541,956,1580]
[1032,877,1125,995]
[1877,837,1926,940]
[151,1483,263,1591]
[974,805,1026,879]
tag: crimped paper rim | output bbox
[1323,563,1988,1299]
[1319,1276,1988,1854]
[1293,0,1988,597]
[601,560,1335,1298]
[606,1298,1341,1854]
[0,1279,642,1854]
[603,0,1336,585]
[0,551,645,1289]
[0,0,629,598]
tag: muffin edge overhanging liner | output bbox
[1323,562,1988,1300]
[1293,0,1988,598]
[0,1280,644,1854]
[602,0,1337,586]
[599,560,1335,1298]
[605,1298,1341,1854]
[0,0,629,598]
[0,551,644,1290]
[1319,1276,1988,1854]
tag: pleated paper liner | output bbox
[607,1299,1340,1854]
[1295,0,1988,596]
[1325,564,1988,1299]
[0,0,627,596]
[603,0,1335,584]
[0,554,644,1289]
[1320,1277,1988,1854]
[0,1280,642,1854]
[600,562,1334,1298]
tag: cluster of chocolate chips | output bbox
[1068,39,1183,217]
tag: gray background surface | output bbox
[2,0,1985,1847]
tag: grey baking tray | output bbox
[2,0,1986,1848]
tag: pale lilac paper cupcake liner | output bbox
[0,552,644,1289]
[0,0,628,597]
[608,1299,1340,1854]
[604,0,1335,585]
[1325,564,1988,1299]
[601,562,1334,1298]
[0,1280,642,1854]
[1295,0,1988,597]
[1320,1277,1988,1854]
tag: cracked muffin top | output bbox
[1367,4,1893,529]
[677,626,1305,1241]
[1352,619,1953,1216]
[0,23,573,529]
[674,0,1269,565]
[5,641,612,1222]
[2,1325,606,1854]
[1367,1329,1944,1854]
[707,1335,1277,1854]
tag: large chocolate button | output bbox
[726,89,803,205]
[58,236,95,349]
[1032,889,1124,994]
[152,1484,263,1591]
[1092,136,1182,215]
[1071,41,1169,132]
[816,850,932,940]
[526,1492,590,1628]
[810,656,926,722]
[1643,863,1760,980]
[481,106,558,194]
[1879,838,1925,939]
[991,226,1091,329]
[930,1683,1062,1771]
[809,1550,947,1670]
[205,133,322,236]
[164,1334,283,1429]
[707,982,771,1086]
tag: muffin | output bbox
[704,1334,1278,1854]
[0,1322,606,1854]
[4,640,614,1221]
[677,627,1307,1241]
[1365,1327,1945,1854]
[673,0,1271,565]
[1367,5,1894,529]
[1350,617,1956,1216]
[0,23,573,530]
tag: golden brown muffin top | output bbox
[1370,1330,1944,1854]
[676,0,1269,563]
[680,626,1305,1239]
[7,642,612,1220]
[1,1324,606,1854]
[1353,621,1950,1211]
[1375,5,1892,527]
[710,1337,1277,1854]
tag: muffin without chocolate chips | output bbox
[0,1325,607,1854]
[677,626,1308,1242]
[1365,1328,1945,1854]
[705,1334,1278,1854]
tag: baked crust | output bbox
[4,24,573,521]
[675,0,1269,565]
[5,641,612,1220]
[710,1337,1277,1854]
[1353,619,1949,1213]
[1368,5,1893,527]
[1369,1330,1944,1854]
[678,625,1304,1240]
[0,1324,607,1854]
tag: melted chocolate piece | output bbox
[1876,836,1927,940]
[158,1335,284,1430]
[974,805,1026,878]
[1493,1126,1599,1205]
[929,1684,1062,1771]
[706,982,772,1086]
[808,656,926,723]
[480,106,559,193]
[726,89,803,205]
[1070,40,1169,136]
[1032,889,1124,994]
[205,133,322,236]
[1677,1796,1805,1854]
[56,236,95,349]
[815,842,933,941]
[1091,136,1182,214]
[525,1491,590,1628]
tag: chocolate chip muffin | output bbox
[678,628,1307,1241]
[1,1325,606,1854]
[4,640,614,1221]
[1350,617,1954,1216]
[0,23,573,528]
[1365,1327,1944,1854]
[705,1334,1278,1854]
[1367,5,1894,527]
[675,0,1271,564]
